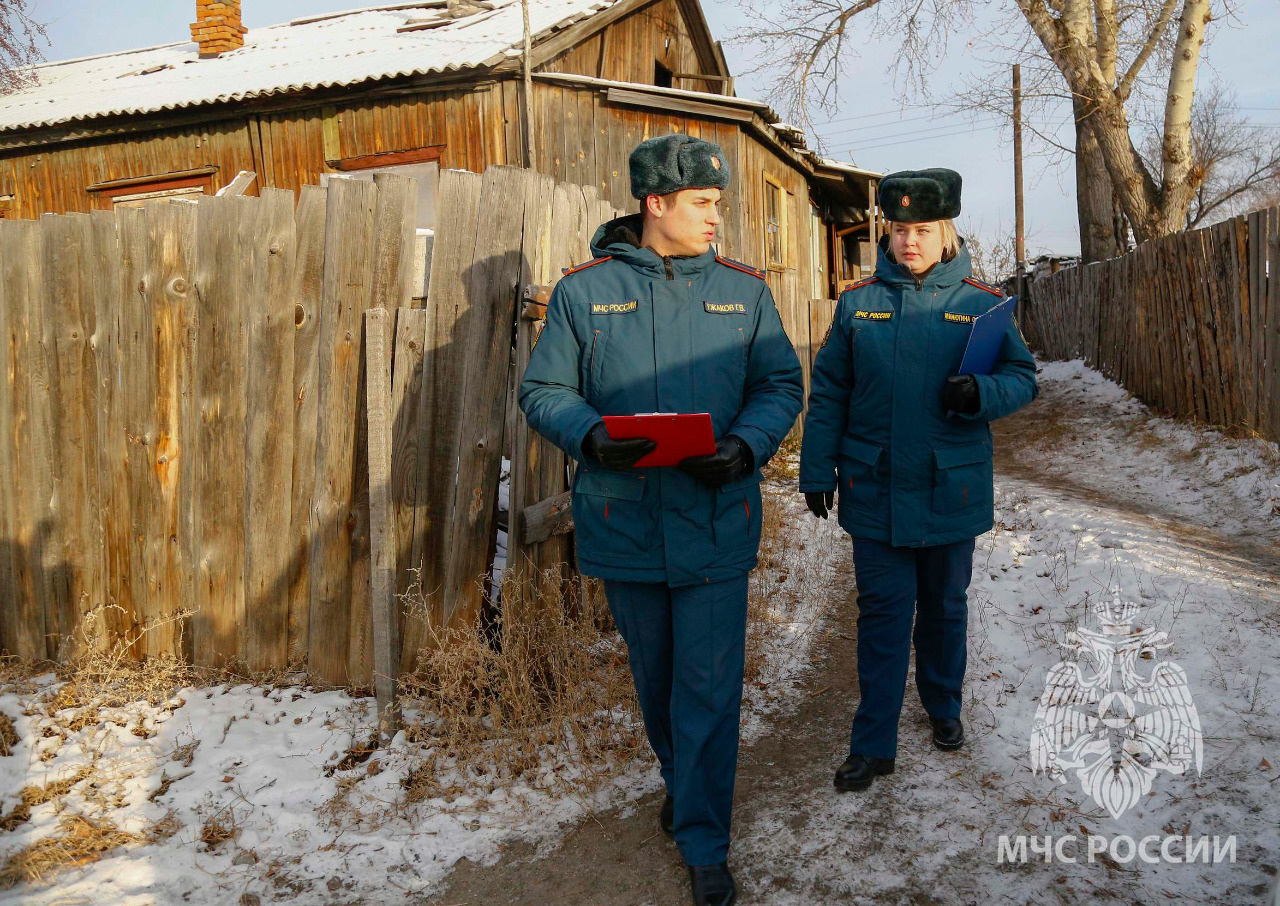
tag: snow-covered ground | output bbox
[2,359,1276,904]
[734,360,1280,904]
[0,462,841,905]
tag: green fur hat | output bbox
[629,134,730,200]
[878,168,962,222]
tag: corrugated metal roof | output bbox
[0,0,619,134]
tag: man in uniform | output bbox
[519,133,803,906]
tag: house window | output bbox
[654,60,673,89]
[0,194,13,219]
[323,146,442,231]
[764,174,786,270]
[111,184,206,208]
[87,168,216,210]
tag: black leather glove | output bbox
[581,422,656,470]
[941,374,981,415]
[804,491,834,519]
[677,435,754,486]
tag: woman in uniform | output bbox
[798,168,1038,791]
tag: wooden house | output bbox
[0,0,882,304]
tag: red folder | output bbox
[602,412,716,468]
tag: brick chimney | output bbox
[190,0,246,58]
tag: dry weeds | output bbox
[0,713,17,757]
[397,566,645,807]
[0,815,143,888]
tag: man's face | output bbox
[645,188,723,256]
[890,220,944,274]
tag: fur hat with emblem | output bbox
[878,168,962,222]
[629,134,730,200]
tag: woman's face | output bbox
[890,221,944,275]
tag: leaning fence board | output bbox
[309,177,378,687]
[403,168,483,671]
[346,173,420,687]
[507,170,558,587]
[364,307,399,735]
[440,165,529,630]
[390,307,427,661]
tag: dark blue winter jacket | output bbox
[799,235,1038,546]
[519,213,804,586]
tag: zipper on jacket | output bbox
[663,255,674,280]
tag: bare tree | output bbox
[1137,81,1280,227]
[1,0,47,94]
[960,220,1019,282]
[730,0,1231,244]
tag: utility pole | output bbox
[1012,64,1026,318]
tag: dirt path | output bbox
[426,386,1280,906]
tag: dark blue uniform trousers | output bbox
[603,575,749,867]
[848,537,976,760]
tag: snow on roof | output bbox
[0,0,620,134]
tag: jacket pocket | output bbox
[573,467,654,557]
[713,469,762,549]
[836,436,884,508]
[931,443,991,515]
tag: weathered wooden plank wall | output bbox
[1023,207,1280,442]
[0,177,415,680]
[0,160,836,679]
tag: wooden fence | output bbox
[0,162,839,686]
[0,175,422,683]
[1022,206,1280,443]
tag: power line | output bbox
[813,109,980,141]
[847,122,1003,154]
[821,118,995,146]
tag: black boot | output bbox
[660,793,674,835]
[687,862,736,906]
[833,753,895,792]
[931,717,964,751]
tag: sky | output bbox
[23,0,1280,258]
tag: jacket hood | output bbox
[873,233,973,289]
[590,212,717,278]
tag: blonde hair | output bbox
[886,219,961,263]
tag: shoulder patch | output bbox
[715,254,766,280]
[561,255,613,277]
[962,276,1003,297]
[841,276,879,293]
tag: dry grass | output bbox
[397,565,645,806]
[0,815,144,888]
[0,713,17,757]
[0,766,94,833]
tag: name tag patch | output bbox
[943,311,975,324]
[704,302,748,315]
[591,301,637,314]
[854,309,893,321]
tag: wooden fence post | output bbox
[364,307,399,737]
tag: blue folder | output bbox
[958,297,1016,376]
